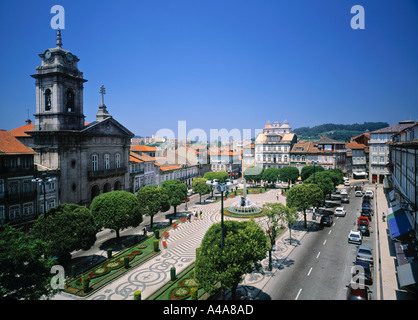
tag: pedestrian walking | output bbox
[142,227,147,236]
[194,211,198,220]
[382,212,386,222]
[200,211,202,220]
[187,213,191,223]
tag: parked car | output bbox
[348,230,362,244]
[358,216,370,226]
[340,189,348,195]
[362,199,372,206]
[356,245,374,265]
[355,190,363,197]
[362,203,372,210]
[363,195,372,202]
[361,211,372,222]
[341,196,350,203]
[351,261,373,285]
[364,190,374,198]
[346,284,371,300]
[358,224,370,236]
[320,215,333,227]
[344,180,350,186]
[335,207,346,217]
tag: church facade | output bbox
[26,30,134,207]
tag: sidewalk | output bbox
[54,185,415,301]
[54,189,297,300]
[375,184,416,300]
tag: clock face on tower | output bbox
[45,50,51,60]
[65,52,74,62]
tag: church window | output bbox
[115,153,121,168]
[45,89,52,111]
[65,89,75,112]
[92,154,98,171]
[104,154,110,170]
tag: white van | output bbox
[365,190,374,198]
[340,189,348,195]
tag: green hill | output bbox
[292,122,389,142]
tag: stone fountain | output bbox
[226,178,262,216]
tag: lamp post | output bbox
[32,176,56,217]
[312,160,318,183]
[206,178,238,300]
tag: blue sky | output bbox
[0,0,417,138]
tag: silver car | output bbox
[356,245,373,265]
[348,230,362,245]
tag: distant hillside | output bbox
[292,122,389,142]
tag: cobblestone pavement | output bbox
[55,189,301,300]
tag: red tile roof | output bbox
[0,130,36,154]
[131,145,157,152]
[9,124,34,137]
[346,142,367,150]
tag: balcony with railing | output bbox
[88,166,127,180]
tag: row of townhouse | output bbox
[128,145,200,194]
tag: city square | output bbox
[0,0,417,310]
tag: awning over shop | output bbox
[388,209,413,239]
[387,206,404,220]
[353,172,367,176]
[397,261,418,288]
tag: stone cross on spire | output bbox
[99,85,106,106]
[96,85,111,121]
[56,29,62,48]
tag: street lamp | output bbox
[32,176,56,217]
[312,160,318,183]
[206,178,237,300]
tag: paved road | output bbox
[264,181,377,300]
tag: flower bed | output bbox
[170,272,199,300]
[67,237,157,294]
[170,286,191,300]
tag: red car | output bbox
[357,216,370,226]
[346,284,371,300]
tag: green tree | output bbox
[0,224,58,300]
[277,203,299,245]
[137,185,170,229]
[90,190,143,243]
[244,166,263,186]
[262,202,282,270]
[195,219,267,299]
[161,179,188,216]
[31,203,97,259]
[286,184,323,228]
[301,165,324,181]
[305,172,333,202]
[326,169,344,187]
[192,177,211,203]
[262,167,280,185]
[278,166,300,186]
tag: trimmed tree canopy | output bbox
[90,190,142,241]
[195,219,267,299]
[32,203,98,257]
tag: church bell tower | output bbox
[31,29,87,131]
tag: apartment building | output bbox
[369,120,416,184]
